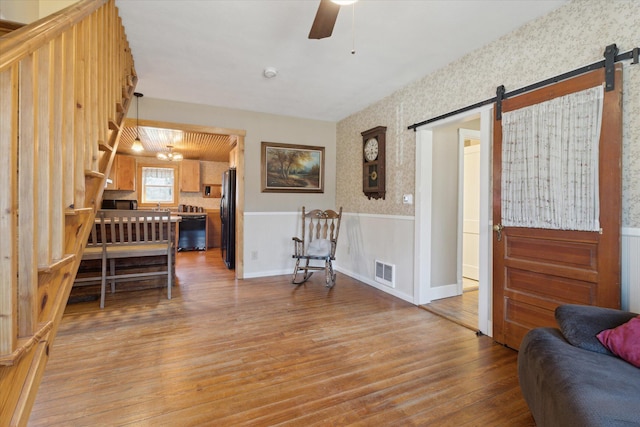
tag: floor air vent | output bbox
[375,260,395,288]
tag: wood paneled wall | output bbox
[0,0,136,424]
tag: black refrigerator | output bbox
[220,168,236,269]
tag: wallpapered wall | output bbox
[336,0,640,228]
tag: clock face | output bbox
[364,137,379,162]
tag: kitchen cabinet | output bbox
[106,154,135,191]
[181,160,200,192]
[202,184,221,198]
[207,210,221,248]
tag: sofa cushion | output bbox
[555,304,638,355]
[597,316,640,368]
[519,327,640,427]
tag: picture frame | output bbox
[261,141,324,193]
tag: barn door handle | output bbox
[493,224,504,241]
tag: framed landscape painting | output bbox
[261,142,324,193]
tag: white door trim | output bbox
[414,105,493,336]
[413,129,433,305]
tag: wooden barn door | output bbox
[492,65,623,350]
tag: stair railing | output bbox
[0,0,136,424]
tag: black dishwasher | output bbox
[178,214,207,251]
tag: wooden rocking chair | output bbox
[292,206,343,287]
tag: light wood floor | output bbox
[29,250,534,426]
[421,287,479,332]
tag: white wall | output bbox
[136,98,337,276]
[622,229,640,313]
[243,212,300,278]
[0,0,76,23]
[0,0,38,22]
[430,123,460,289]
[242,211,415,301]
[38,0,76,19]
[138,98,337,213]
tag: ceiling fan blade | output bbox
[308,0,340,39]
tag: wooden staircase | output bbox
[0,1,136,425]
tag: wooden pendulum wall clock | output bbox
[361,126,387,200]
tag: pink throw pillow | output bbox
[596,315,640,368]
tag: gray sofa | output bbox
[518,304,640,427]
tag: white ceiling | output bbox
[116,0,567,122]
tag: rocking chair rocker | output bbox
[292,206,343,287]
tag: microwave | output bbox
[101,199,138,210]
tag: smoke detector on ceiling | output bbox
[263,67,278,78]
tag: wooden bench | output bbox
[77,210,173,308]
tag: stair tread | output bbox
[99,142,114,152]
[0,321,53,366]
[85,170,105,179]
[38,254,76,274]
[65,207,93,216]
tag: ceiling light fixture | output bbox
[131,92,144,153]
[331,0,357,5]
[157,145,183,162]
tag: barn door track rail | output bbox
[408,44,639,131]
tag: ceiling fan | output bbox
[308,0,357,40]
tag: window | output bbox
[137,164,179,207]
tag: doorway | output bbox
[426,128,482,330]
[414,106,493,336]
[122,118,246,279]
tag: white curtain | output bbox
[501,85,604,231]
[143,167,174,184]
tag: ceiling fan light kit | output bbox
[309,0,358,54]
[157,145,183,162]
[308,0,340,39]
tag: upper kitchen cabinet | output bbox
[106,154,135,191]
[181,159,201,192]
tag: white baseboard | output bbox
[462,264,479,281]
[243,264,414,304]
[429,283,459,301]
[243,268,291,279]
[334,266,414,303]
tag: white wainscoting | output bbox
[243,212,300,279]
[242,211,415,301]
[242,213,639,313]
[333,212,415,303]
[622,227,640,313]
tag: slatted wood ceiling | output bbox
[119,124,233,162]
